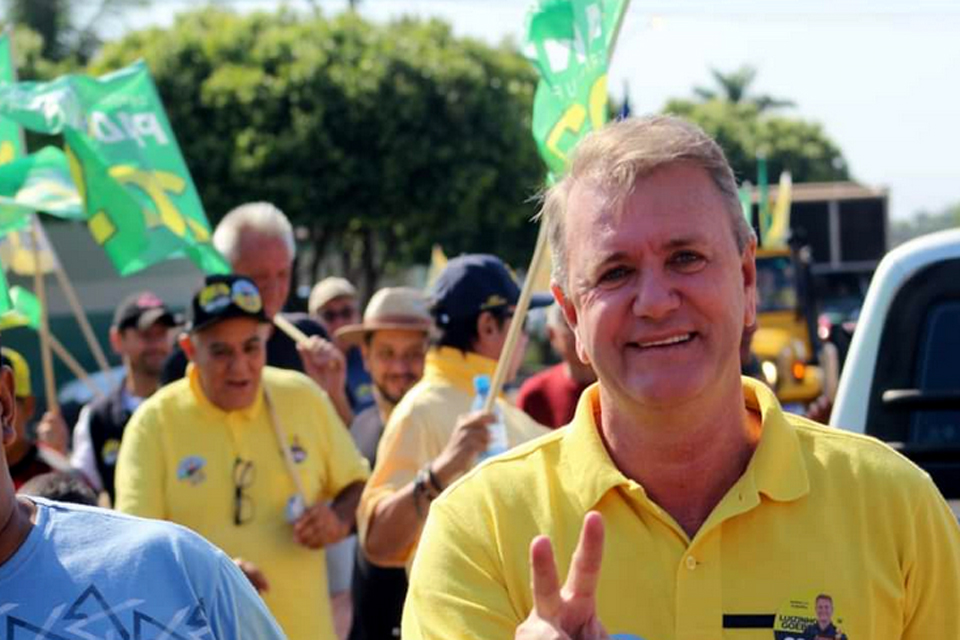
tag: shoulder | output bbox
[138,377,193,416]
[519,365,563,394]
[37,499,231,571]
[787,413,934,497]
[436,427,566,513]
[262,366,328,403]
[388,379,453,425]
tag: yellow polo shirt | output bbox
[115,365,370,640]
[403,378,960,640]
[357,346,548,568]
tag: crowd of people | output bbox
[1,115,957,640]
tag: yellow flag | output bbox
[426,244,448,289]
[765,171,792,248]
[0,215,58,275]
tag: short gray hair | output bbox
[539,115,754,293]
[212,202,296,264]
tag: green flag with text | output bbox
[525,0,629,177]
[0,60,229,275]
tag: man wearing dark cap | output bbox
[71,291,176,503]
[115,275,370,640]
[357,254,550,572]
[0,331,286,639]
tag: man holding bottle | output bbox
[357,254,550,571]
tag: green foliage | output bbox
[693,65,794,111]
[92,8,545,293]
[890,203,960,247]
[664,97,850,184]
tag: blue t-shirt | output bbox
[0,498,284,640]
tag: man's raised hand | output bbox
[516,511,608,640]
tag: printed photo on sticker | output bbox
[773,592,848,640]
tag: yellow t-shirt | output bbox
[357,346,548,568]
[115,365,370,640]
[403,378,960,640]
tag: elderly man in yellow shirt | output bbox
[115,275,369,640]
[402,117,960,640]
[357,254,551,571]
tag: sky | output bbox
[108,0,960,221]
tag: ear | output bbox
[0,367,16,448]
[475,311,498,337]
[740,236,758,330]
[179,332,196,361]
[552,283,590,365]
[108,327,123,355]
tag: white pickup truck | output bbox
[830,228,960,516]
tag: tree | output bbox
[693,65,794,112]
[4,0,150,65]
[665,69,849,184]
[92,8,545,298]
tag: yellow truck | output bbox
[753,246,824,409]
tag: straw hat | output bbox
[335,287,433,346]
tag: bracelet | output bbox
[426,466,444,494]
[413,473,426,519]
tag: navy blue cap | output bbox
[188,275,269,332]
[429,254,553,327]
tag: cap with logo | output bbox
[113,291,177,332]
[309,277,358,316]
[0,347,31,398]
[335,287,433,346]
[188,275,269,332]
[429,254,553,327]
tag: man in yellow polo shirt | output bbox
[358,254,550,571]
[116,275,369,640]
[403,117,960,639]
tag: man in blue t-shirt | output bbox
[2,339,284,640]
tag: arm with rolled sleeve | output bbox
[113,403,168,519]
[901,474,960,639]
[314,387,370,500]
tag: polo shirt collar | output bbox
[423,346,499,395]
[560,377,809,513]
[187,363,265,422]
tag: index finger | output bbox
[529,534,563,621]
[563,511,605,600]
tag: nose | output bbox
[632,269,680,320]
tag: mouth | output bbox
[630,332,696,350]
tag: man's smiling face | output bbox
[560,162,756,411]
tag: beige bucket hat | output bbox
[335,287,433,346]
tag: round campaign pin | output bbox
[285,494,306,523]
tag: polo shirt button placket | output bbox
[685,555,697,570]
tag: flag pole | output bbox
[47,331,104,401]
[482,221,550,413]
[273,313,309,344]
[30,217,58,412]
[51,261,114,378]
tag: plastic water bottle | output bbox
[472,374,508,461]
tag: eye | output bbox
[598,265,632,285]
[669,251,705,271]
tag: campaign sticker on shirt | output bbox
[611,635,648,640]
[176,455,207,486]
[101,439,121,466]
[289,436,307,464]
[773,592,849,640]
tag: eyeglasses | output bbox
[233,457,256,526]
[321,307,357,323]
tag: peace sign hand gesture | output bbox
[516,512,608,640]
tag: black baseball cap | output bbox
[113,291,177,332]
[429,254,553,327]
[188,275,269,333]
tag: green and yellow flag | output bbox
[525,0,630,178]
[0,60,229,275]
[0,30,24,166]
